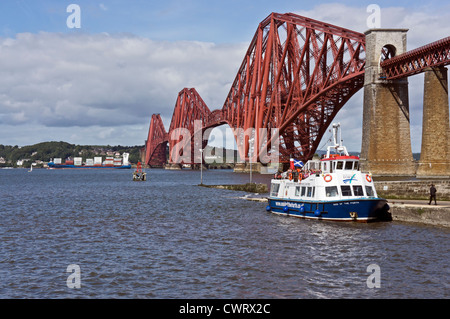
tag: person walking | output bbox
[429,184,437,205]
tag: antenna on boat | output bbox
[327,123,349,157]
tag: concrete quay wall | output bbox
[375,180,450,201]
[375,180,450,227]
[387,200,450,228]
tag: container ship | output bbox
[48,153,131,169]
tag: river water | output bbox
[0,168,448,299]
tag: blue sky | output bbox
[1,0,445,40]
[0,0,449,153]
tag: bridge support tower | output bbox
[361,29,416,176]
[416,67,450,177]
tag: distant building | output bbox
[17,159,30,166]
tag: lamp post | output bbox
[249,138,254,184]
[199,148,203,185]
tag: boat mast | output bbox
[326,123,349,157]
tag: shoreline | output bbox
[387,199,450,228]
[199,183,268,193]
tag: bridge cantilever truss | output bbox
[221,13,366,163]
[144,12,450,167]
[144,12,367,166]
[144,114,168,167]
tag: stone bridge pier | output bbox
[360,29,416,176]
[361,29,450,177]
[416,66,450,178]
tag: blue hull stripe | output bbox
[268,197,388,222]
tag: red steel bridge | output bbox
[144,12,450,167]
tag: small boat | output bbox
[132,162,147,181]
[266,123,391,222]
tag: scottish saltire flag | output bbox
[294,160,304,168]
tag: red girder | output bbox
[168,88,212,164]
[221,13,366,162]
[144,114,168,167]
[380,36,450,80]
[145,12,367,165]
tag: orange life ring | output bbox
[366,174,372,182]
[288,173,293,181]
[298,173,302,182]
[324,174,332,182]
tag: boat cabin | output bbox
[305,155,360,174]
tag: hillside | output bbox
[0,141,143,168]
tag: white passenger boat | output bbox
[266,123,391,222]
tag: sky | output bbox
[0,0,449,153]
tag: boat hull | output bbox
[267,197,390,222]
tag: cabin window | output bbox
[307,187,314,197]
[301,186,307,197]
[341,185,352,196]
[295,186,301,196]
[345,161,353,170]
[365,186,375,197]
[336,161,344,170]
[270,183,280,197]
[325,186,339,197]
[354,161,359,171]
[353,185,364,196]
[322,162,327,172]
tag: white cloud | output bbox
[0,32,246,145]
[294,3,450,46]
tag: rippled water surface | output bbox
[0,168,449,298]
